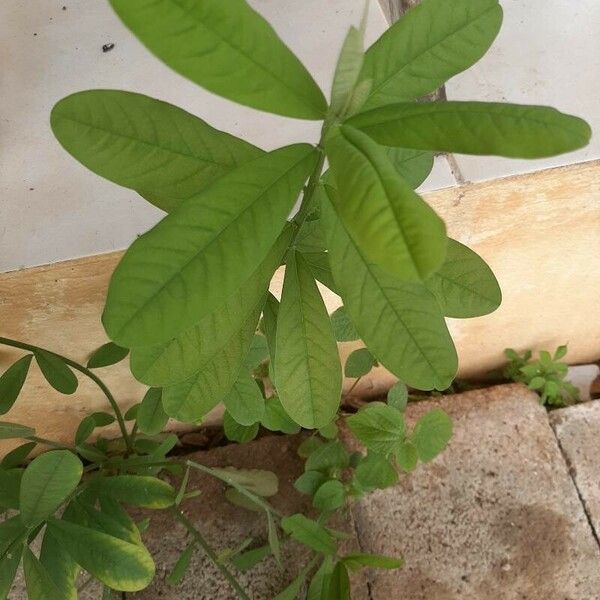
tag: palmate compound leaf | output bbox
[347,101,591,159]
[425,239,502,318]
[275,251,342,429]
[51,90,263,213]
[109,0,327,120]
[322,190,457,391]
[103,144,318,348]
[359,0,502,110]
[325,125,446,282]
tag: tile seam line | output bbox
[350,504,375,600]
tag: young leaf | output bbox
[109,0,327,120]
[280,514,336,555]
[34,350,78,394]
[94,475,176,509]
[0,421,35,440]
[387,382,408,412]
[330,25,365,115]
[313,480,346,512]
[354,453,398,492]
[330,306,360,342]
[51,90,262,212]
[47,519,155,592]
[87,342,129,369]
[0,469,22,510]
[275,252,342,429]
[326,126,447,282]
[1,441,36,469]
[23,547,64,600]
[347,101,591,158]
[294,471,328,497]
[273,570,307,600]
[137,388,169,436]
[210,467,278,498]
[305,440,349,473]
[327,561,350,600]
[0,354,33,414]
[411,408,453,462]
[20,450,83,527]
[322,195,457,390]
[167,542,195,586]
[104,144,317,347]
[347,403,405,456]
[342,553,403,571]
[359,0,502,109]
[223,411,259,444]
[261,396,301,435]
[223,373,265,426]
[344,348,376,378]
[386,148,434,189]
[425,239,502,317]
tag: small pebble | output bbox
[102,43,115,53]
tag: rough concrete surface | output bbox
[351,384,600,600]
[551,400,600,542]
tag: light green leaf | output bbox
[295,216,326,253]
[51,90,261,212]
[244,335,269,371]
[342,553,403,571]
[275,252,342,429]
[261,396,301,435]
[34,350,78,395]
[330,306,360,342]
[39,528,79,600]
[210,467,278,498]
[294,471,327,497]
[330,25,365,115]
[347,403,405,456]
[136,388,169,436]
[223,411,259,444]
[1,442,36,469]
[87,342,129,369]
[386,148,434,189]
[322,195,457,390]
[411,408,453,462]
[354,453,398,492]
[94,475,175,508]
[305,440,349,473]
[23,547,63,600]
[47,518,155,592]
[301,251,338,293]
[280,514,336,555]
[387,382,408,412]
[223,373,265,426]
[326,126,446,282]
[0,355,33,415]
[109,0,327,120]
[395,441,418,473]
[0,469,22,510]
[359,0,502,109]
[0,421,35,440]
[425,239,501,317]
[313,480,346,512]
[344,348,376,378]
[327,561,350,600]
[347,101,591,158]
[20,450,83,527]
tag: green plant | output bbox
[504,346,579,407]
[1,0,591,596]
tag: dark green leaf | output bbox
[0,421,35,440]
[231,545,271,571]
[167,542,195,586]
[330,306,360,342]
[347,101,591,158]
[344,348,376,378]
[411,408,453,462]
[20,450,83,527]
[280,514,336,555]
[137,388,168,436]
[223,411,259,444]
[387,382,408,412]
[327,561,350,600]
[1,442,36,469]
[95,475,176,508]
[354,453,398,491]
[347,403,405,456]
[34,350,78,394]
[295,216,326,253]
[313,480,346,511]
[90,412,116,427]
[223,373,265,426]
[307,556,333,600]
[0,516,27,557]
[297,437,323,458]
[342,553,403,571]
[0,538,22,599]
[0,469,22,510]
[87,342,129,369]
[294,471,328,496]
[267,512,281,566]
[75,415,95,445]
[39,528,79,600]
[0,355,33,415]
[359,0,502,109]
[124,404,140,421]
[261,396,301,435]
[23,547,63,600]
[261,293,280,368]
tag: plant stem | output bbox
[293,148,326,228]
[29,436,68,450]
[171,508,251,600]
[346,376,363,397]
[0,336,133,454]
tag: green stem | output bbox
[29,436,68,450]
[293,147,326,228]
[0,336,133,454]
[171,508,251,600]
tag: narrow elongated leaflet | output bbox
[109,0,327,120]
[322,191,457,390]
[23,548,64,600]
[280,514,336,555]
[347,102,591,158]
[34,349,78,394]
[104,144,317,347]
[360,0,502,109]
[51,90,262,212]
[1,441,36,469]
[93,475,175,509]
[330,25,364,115]
[328,562,351,599]
[0,421,35,440]
[40,529,79,600]
[0,354,33,414]
[87,342,129,369]
[223,372,265,426]
[0,539,22,599]
[326,126,446,281]
[275,252,342,429]
[301,251,337,293]
[425,239,501,317]
[342,553,403,571]
[261,293,279,368]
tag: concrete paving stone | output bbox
[550,400,600,542]
[350,384,600,600]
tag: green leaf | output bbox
[294,471,328,496]
[210,467,278,498]
[104,145,316,347]
[305,440,349,473]
[47,518,155,592]
[0,538,22,599]
[223,411,259,444]
[319,421,338,440]
[330,25,365,115]
[76,501,141,545]
[95,475,176,508]
[354,453,398,491]
[261,396,301,435]
[424,239,501,317]
[326,126,446,282]
[87,342,129,369]
[39,528,79,600]
[386,148,434,189]
[295,215,326,253]
[51,90,262,212]
[411,408,453,462]
[109,0,327,120]
[327,561,350,600]
[137,388,168,436]
[347,403,405,456]
[261,293,280,368]
[166,542,195,586]
[301,251,338,293]
[23,547,63,600]
[231,545,271,571]
[0,355,33,415]
[273,570,307,600]
[267,512,281,567]
[330,306,360,342]
[223,373,265,426]
[313,480,346,512]
[1,442,36,469]
[34,350,78,394]
[244,335,269,371]
[280,514,336,555]
[0,516,27,557]
[387,382,408,412]
[347,101,591,158]
[342,553,403,571]
[344,348,376,378]
[90,412,116,427]
[20,450,83,527]
[322,195,457,390]
[75,416,95,445]
[359,0,502,109]
[0,469,22,510]
[307,556,334,600]
[297,437,323,458]
[275,252,342,429]
[0,421,35,440]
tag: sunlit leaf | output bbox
[92,475,175,509]
[411,408,453,462]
